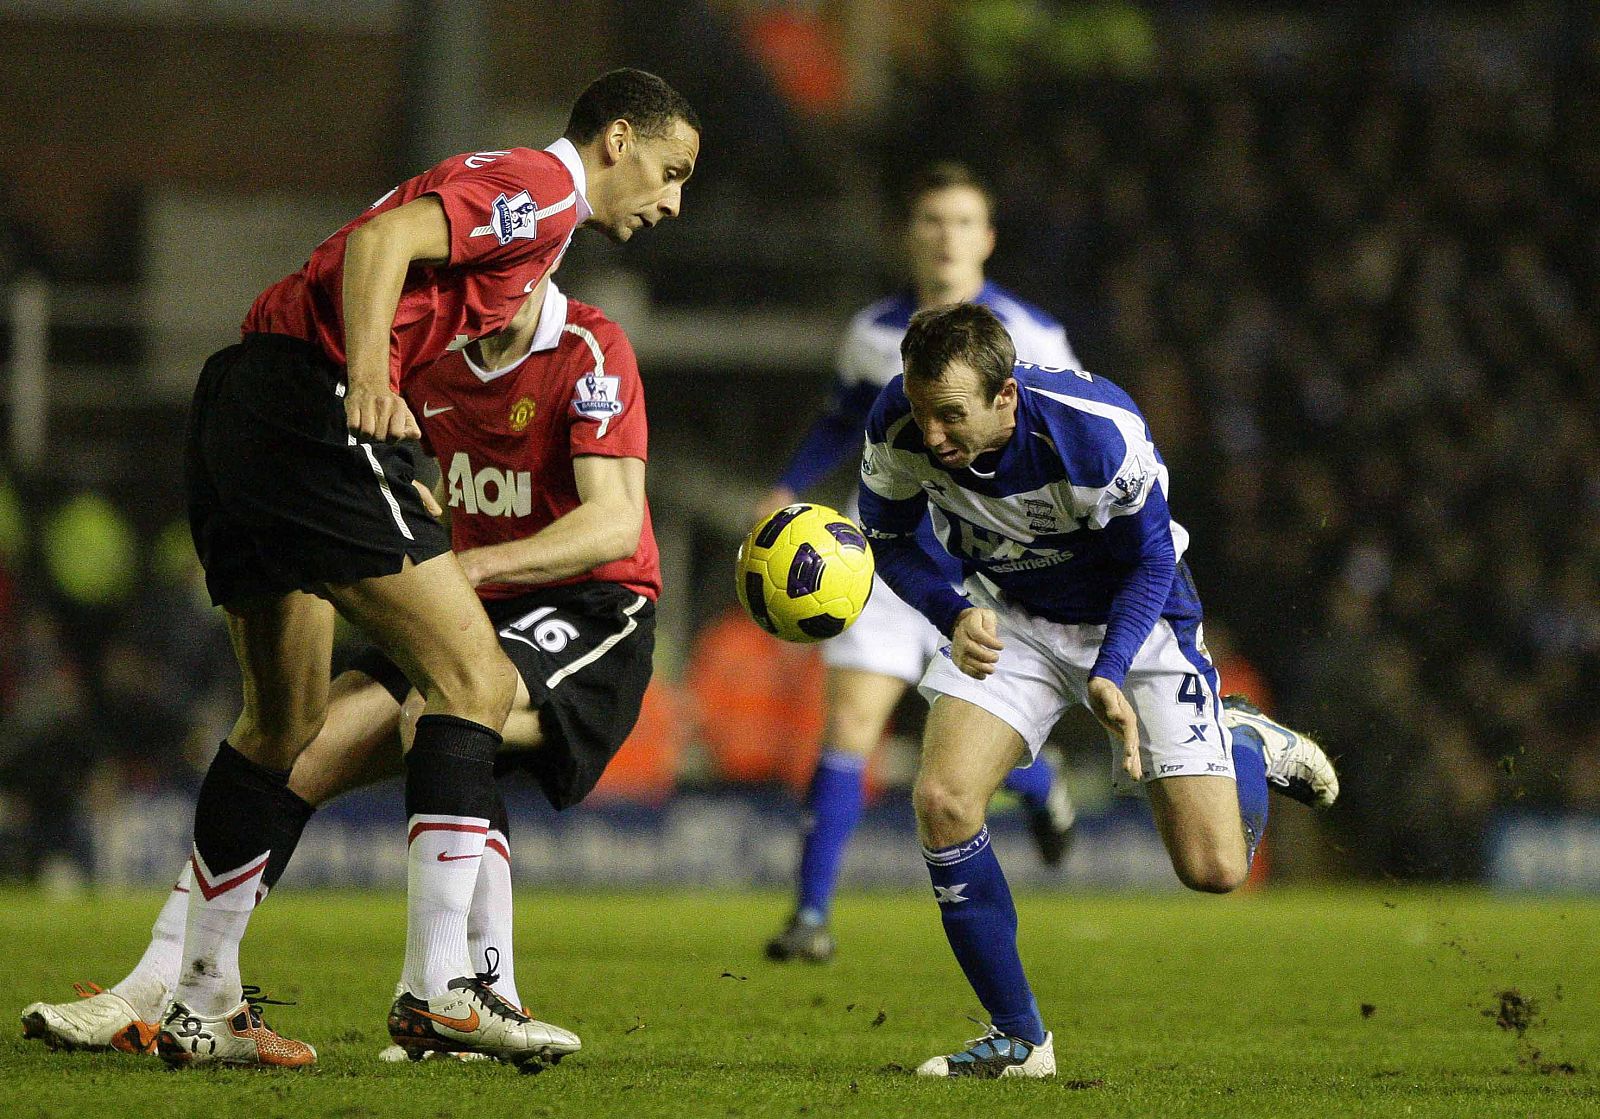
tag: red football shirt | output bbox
[244,142,589,392]
[404,285,660,602]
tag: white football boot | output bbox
[156,996,317,1068]
[378,981,493,1062]
[21,983,158,1054]
[916,1027,1056,1078]
[1223,694,1339,808]
[386,977,580,1068]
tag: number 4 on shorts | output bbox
[1177,672,1206,713]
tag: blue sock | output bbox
[1000,752,1054,809]
[795,749,867,921]
[923,826,1045,1044]
[1229,724,1270,865]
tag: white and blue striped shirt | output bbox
[858,361,1199,685]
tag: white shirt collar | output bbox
[463,281,569,382]
[530,281,568,353]
[544,137,593,224]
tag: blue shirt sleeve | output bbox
[1089,483,1177,686]
[858,482,971,637]
[858,375,973,637]
[776,380,881,494]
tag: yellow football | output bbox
[734,504,875,643]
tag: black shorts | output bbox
[346,582,656,810]
[185,333,450,607]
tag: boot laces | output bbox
[240,984,294,1029]
[474,946,502,990]
[466,976,528,1024]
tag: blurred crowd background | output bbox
[1,1,1596,888]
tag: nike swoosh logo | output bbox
[436,851,480,862]
[422,403,454,418]
[412,1005,480,1033]
[524,278,539,293]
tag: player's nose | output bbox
[659,186,682,219]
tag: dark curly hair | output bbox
[564,68,701,144]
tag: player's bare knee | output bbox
[1173,849,1248,894]
[230,708,326,771]
[424,649,517,724]
[825,713,880,756]
[914,777,986,848]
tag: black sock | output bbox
[488,786,510,841]
[192,741,315,889]
[263,791,315,890]
[405,714,502,820]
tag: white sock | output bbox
[111,863,193,1020]
[467,829,520,1009]
[174,850,267,1017]
[402,814,488,1000]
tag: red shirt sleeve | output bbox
[425,149,580,271]
[567,319,647,460]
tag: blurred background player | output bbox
[860,305,1337,1077]
[23,277,659,1067]
[758,162,1079,963]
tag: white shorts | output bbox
[917,585,1232,791]
[822,572,944,684]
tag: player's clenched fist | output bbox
[951,607,1004,679]
[345,384,420,442]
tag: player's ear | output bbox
[996,377,1018,408]
[603,119,635,166]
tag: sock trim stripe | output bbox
[486,836,510,862]
[190,850,270,901]
[408,812,492,826]
[408,820,490,845]
[922,825,992,867]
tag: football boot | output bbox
[1223,694,1339,808]
[21,982,158,1054]
[1022,780,1077,869]
[916,1027,1056,1078]
[156,991,316,1068]
[764,913,836,963]
[386,976,580,1068]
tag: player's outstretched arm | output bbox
[764,381,883,515]
[456,454,645,587]
[1087,675,1142,781]
[1087,484,1177,688]
[341,196,450,442]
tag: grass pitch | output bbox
[2,886,1596,1118]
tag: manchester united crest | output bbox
[509,396,537,432]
